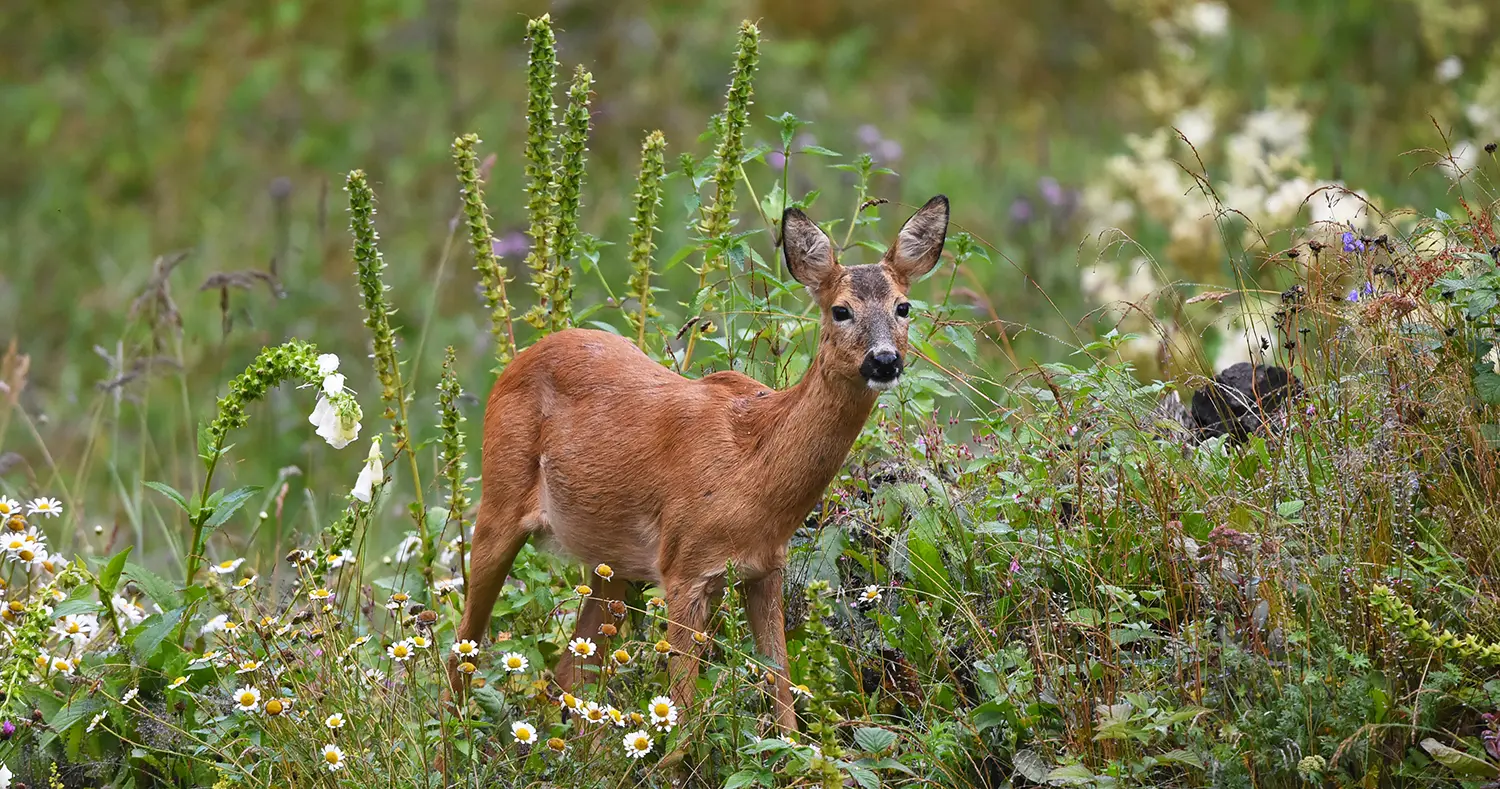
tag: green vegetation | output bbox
[3,3,1500,787]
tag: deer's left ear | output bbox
[882,195,949,285]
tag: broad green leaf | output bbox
[123,561,182,610]
[98,545,133,594]
[1421,738,1499,778]
[40,696,105,751]
[799,145,842,157]
[1046,763,1096,786]
[724,768,774,789]
[127,608,184,661]
[853,726,898,754]
[143,481,190,515]
[1014,749,1051,782]
[201,485,263,533]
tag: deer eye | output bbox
[895,302,911,318]
[831,305,853,322]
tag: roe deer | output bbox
[449,196,950,730]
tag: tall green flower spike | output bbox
[550,65,593,333]
[346,169,435,588]
[452,134,515,364]
[686,21,760,365]
[628,131,668,348]
[522,14,560,333]
[1371,584,1500,666]
[437,346,471,587]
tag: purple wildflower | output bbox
[877,139,903,163]
[1346,282,1375,302]
[491,232,530,259]
[766,151,787,169]
[856,124,882,146]
[1010,197,1034,223]
[1,719,13,739]
[1038,176,1066,207]
[1341,231,1366,253]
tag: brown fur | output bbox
[449,196,950,730]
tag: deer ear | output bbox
[781,207,840,295]
[883,195,949,284]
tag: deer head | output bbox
[781,195,949,390]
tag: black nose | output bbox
[861,350,903,382]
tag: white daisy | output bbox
[322,743,346,772]
[231,685,261,713]
[325,712,346,729]
[387,640,414,662]
[500,651,528,673]
[451,640,480,658]
[511,720,538,745]
[623,729,654,759]
[27,497,62,518]
[567,638,596,659]
[647,696,678,731]
[209,558,244,575]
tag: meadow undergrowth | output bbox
[3,14,1500,789]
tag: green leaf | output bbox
[472,682,509,721]
[1158,748,1205,769]
[799,145,842,157]
[123,561,182,610]
[1276,500,1305,518]
[854,726,899,754]
[1421,738,1500,778]
[845,763,880,789]
[39,696,105,751]
[98,546,133,595]
[1014,749,1051,783]
[201,485,264,533]
[1046,763,1096,785]
[52,588,102,620]
[724,768,774,789]
[127,608,184,661]
[143,481,191,515]
[1474,370,1500,406]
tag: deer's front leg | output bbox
[664,577,711,718]
[745,568,796,731]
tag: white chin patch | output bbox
[866,377,900,392]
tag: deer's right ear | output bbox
[781,208,840,296]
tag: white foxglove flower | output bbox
[322,373,346,396]
[351,437,383,503]
[309,395,361,449]
[316,354,340,377]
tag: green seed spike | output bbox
[551,65,594,333]
[452,134,515,364]
[522,14,560,333]
[628,131,668,348]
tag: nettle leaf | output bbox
[127,608,184,661]
[724,768,775,789]
[143,481,191,516]
[853,726,898,754]
[1474,370,1500,406]
[1014,749,1051,782]
[97,545,133,594]
[124,561,182,610]
[40,696,105,751]
[201,485,263,533]
[1046,763,1096,786]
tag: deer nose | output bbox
[861,350,903,383]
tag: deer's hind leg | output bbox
[554,571,630,694]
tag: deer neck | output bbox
[751,350,877,531]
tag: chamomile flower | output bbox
[325,712,346,730]
[387,640,414,661]
[385,592,410,611]
[568,638,596,659]
[575,584,593,597]
[456,661,477,675]
[855,585,882,608]
[308,587,333,601]
[559,692,583,712]
[434,577,464,596]
[623,730,654,759]
[329,549,355,569]
[692,631,709,645]
[233,576,257,590]
[322,744,346,772]
[264,698,288,717]
[351,634,372,649]
[654,639,672,655]
[209,558,245,575]
[606,705,626,727]
[511,720,538,744]
[189,650,223,668]
[87,711,107,733]
[790,683,813,699]
[582,701,608,725]
[231,685,261,713]
[120,687,139,705]
[50,656,76,675]
[594,563,614,580]
[451,640,480,658]
[112,595,148,626]
[27,497,62,518]
[235,659,262,674]
[647,696,678,731]
[612,648,632,666]
[167,676,189,690]
[599,623,618,637]
[409,634,432,650]
[53,614,98,643]
[0,496,19,518]
[547,737,567,753]
[500,651,528,672]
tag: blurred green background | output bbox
[1,0,1497,545]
